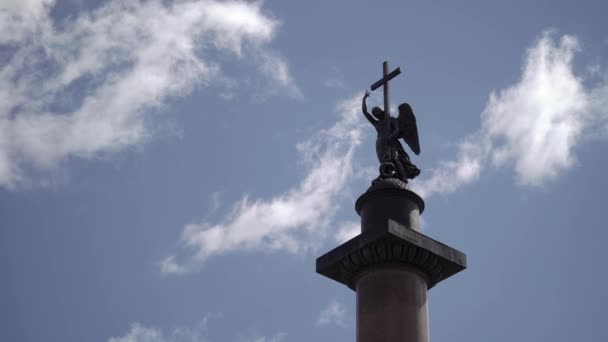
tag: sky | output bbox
[1,0,608,341]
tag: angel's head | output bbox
[371,106,385,119]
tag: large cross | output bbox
[370,61,401,116]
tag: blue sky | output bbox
[1,0,608,341]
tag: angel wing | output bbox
[396,103,421,155]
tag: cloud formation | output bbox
[162,32,608,270]
[162,96,365,274]
[316,299,347,327]
[333,220,360,244]
[0,0,299,188]
[108,318,285,342]
[108,319,209,342]
[414,32,608,197]
[249,334,286,342]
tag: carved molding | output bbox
[316,220,466,291]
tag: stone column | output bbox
[316,179,466,342]
[356,266,429,342]
[355,181,429,342]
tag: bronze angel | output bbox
[362,90,421,182]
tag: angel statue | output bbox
[362,90,421,182]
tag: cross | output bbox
[370,61,401,116]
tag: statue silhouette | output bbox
[362,90,420,181]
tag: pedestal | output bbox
[316,180,466,342]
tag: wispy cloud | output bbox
[334,220,359,244]
[589,73,608,137]
[323,78,345,89]
[316,299,347,327]
[108,316,285,342]
[162,95,365,274]
[159,255,189,276]
[108,318,210,342]
[413,32,608,197]
[162,31,608,271]
[256,50,303,100]
[0,0,299,189]
[247,333,286,342]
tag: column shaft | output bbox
[356,267,429,342]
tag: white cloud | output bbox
[323,78,345,89]
[316,299,347,327]
[109,324,166,342]
[0,0,54,44]
[413,135,488,198]
[162,96,365,274]
[108,317,284,342]
[162,31,608,270]
[483,34,588,185]
[414,32,608,197]
[108,317,210,342]
[159,255,188,276]
[0,0,299,189]
[334,220,359,243]
[589,74,608,137]
[247,333,285,342]
[257,51,303,99]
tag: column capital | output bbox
[316,219,466,290]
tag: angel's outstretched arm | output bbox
[362,91,378,125]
